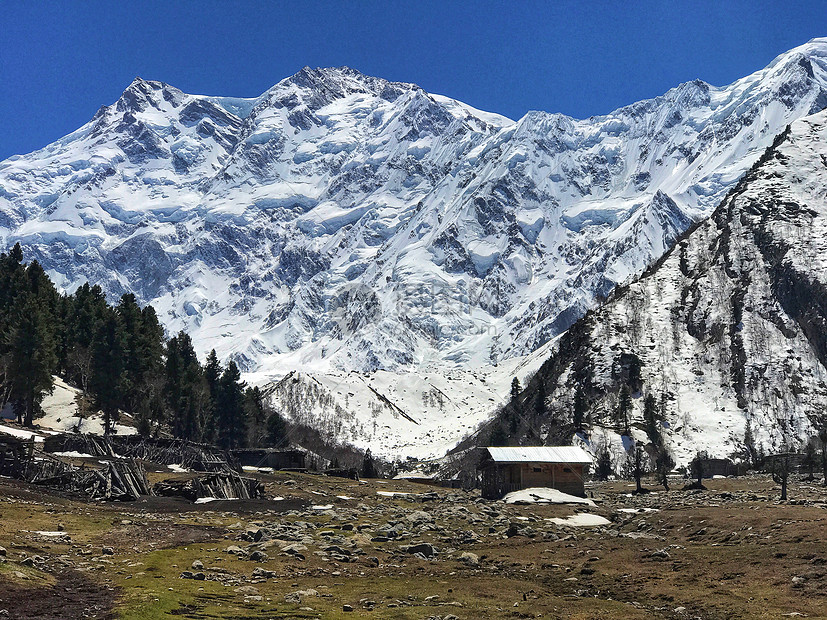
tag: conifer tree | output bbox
[5,295,57,426]
[266,409,288,447]
[573,383,588,430]
[90,312,125,436]
[215,360,247,449]
[361,448,378,478]
[534,379,547,417]
[616,385,632,435]
[643,393,661,444]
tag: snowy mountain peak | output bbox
[2,42,827,392]
[499,106,827,468]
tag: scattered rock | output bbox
[405,543,437,558]
[459,552,479,566]
[252,567,276,579]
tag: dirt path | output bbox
[0,569,118,620]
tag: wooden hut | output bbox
[231,448,306,470]
[478,446,592,499]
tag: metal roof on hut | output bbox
[484,446,592,464]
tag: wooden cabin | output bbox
[478,446,592,499]
[231,448,306,470]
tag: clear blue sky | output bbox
[1,1,826,160]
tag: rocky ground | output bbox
[0,471,826,619]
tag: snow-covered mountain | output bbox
[2,40,827,458]
[485,107,827,467]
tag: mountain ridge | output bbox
[471,107,827,469]
[2,40,827,458]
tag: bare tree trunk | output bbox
[23,391,34,428]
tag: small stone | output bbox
[459,552,479,566]
[343,604,354,612]
[191,560,204,570]
[252,567,276,579]
[405,542,436,558]
[101,547,114,556]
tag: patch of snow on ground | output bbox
[503,487,596,506]
[547,513,612,527]
[34,377,137,437]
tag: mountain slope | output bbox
[487,107,827,467]
[1,41,827,383]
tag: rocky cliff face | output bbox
[491,108,827,467]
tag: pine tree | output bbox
[508,377,521,432]
[215,360,247,449]
[643,393,661,444]
[5,296,57,426]
[510,377,521,402]
[572,383,588,430]
[534,379,547,417]
[616,385,632,435]
[244,386,268,446]
[165,332,207,441]
[90,312,125,436]
[361,448,378,479]
[595,442,613,481]
[489,423,508,447]
[266,410,288,447]
[204,349,221,396]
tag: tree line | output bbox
[0,244,287,448]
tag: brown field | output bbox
[0,471,826,619]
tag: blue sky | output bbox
[1,1,826,160]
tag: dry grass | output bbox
[0,473,826,618]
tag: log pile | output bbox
[22,455,151,500]
[111,436,238,473]
[43,433,116,457]
[153,472,263,502]
[43,433,239,474]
